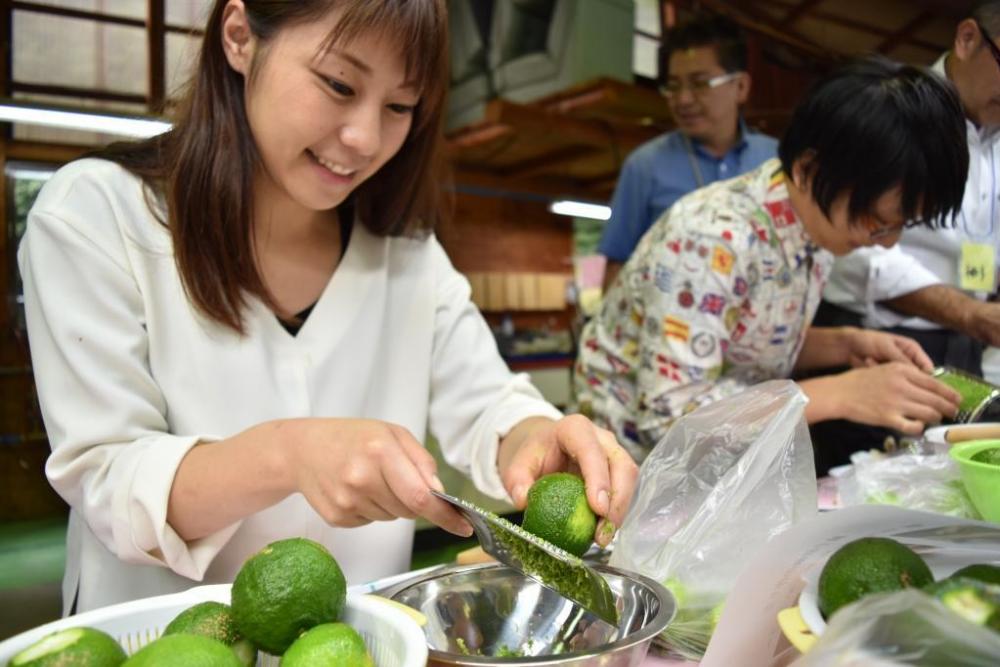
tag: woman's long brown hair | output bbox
[91,0,451,333]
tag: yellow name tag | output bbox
[960,242,997,292]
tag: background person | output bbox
[598,14,778,292]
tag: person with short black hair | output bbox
[574,57,967,462]
[815,0,1000,472]
[598,14,777,291]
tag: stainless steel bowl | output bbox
[384,562,674,666]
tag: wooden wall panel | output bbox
[743,32,821,138]
[437,188,576,331]
[437,191,574,275]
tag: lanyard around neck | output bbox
[681,134,705,189]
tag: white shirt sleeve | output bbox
[823,74,994,332]
[19,180,238,581]
[824,245,943,328]
[424,240,562,502]
[862,244,943,302]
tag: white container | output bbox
[0,584,426,667]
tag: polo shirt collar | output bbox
[689,117,751,159]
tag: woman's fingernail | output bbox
[596,518,616,546]
[431,475,445,493]
[598,490,610,513]
[513,485,527,505]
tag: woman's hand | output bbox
[802,362,960,434]
[285,418,472,537]
[844,328,934,371]
[497,415,639,547]
[168,417,471,542]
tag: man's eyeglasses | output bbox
[865,218,924,241]
[978,22,1000,72]
[660,71,743,98]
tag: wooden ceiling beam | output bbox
[907,0,967,19]
[876,10,935,54]
[447,123,515,150]
[806,9,943,52]
[497,145,605,180]
[481,99,656,150]
[778,0,825,29]
[538,77,670,126]
[482,99,614,148]
[685,1,946,59]
[687,0,831,60]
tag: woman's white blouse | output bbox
[18,158,561,613]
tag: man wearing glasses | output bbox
[813,0,1000,472]
[598,15,777,291]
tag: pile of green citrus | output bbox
[7,538,375,666]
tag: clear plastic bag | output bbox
[794,589,1000,666]
[838,451,981,519]
[609,380,817,659]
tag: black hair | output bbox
[778,56,968,228]
[972,1,1000,36]
[659,14,747,82]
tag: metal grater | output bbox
[432,490,620,626]
[932,366,1000,423]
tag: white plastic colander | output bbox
[0,584,427,667]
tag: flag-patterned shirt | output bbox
[574,158,833,461]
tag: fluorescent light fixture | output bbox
[0,100,172,138]
[549,199,612,221]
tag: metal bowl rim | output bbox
[384,561,675,665]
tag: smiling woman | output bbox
[16,0,639,615]
[93,0,452,330]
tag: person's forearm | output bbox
[884,285,980,336]
[797,376,843,423]
[793,327,853,371]
[167,419,298,541]
[602,261,623,293]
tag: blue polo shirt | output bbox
[598,123,778,262]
